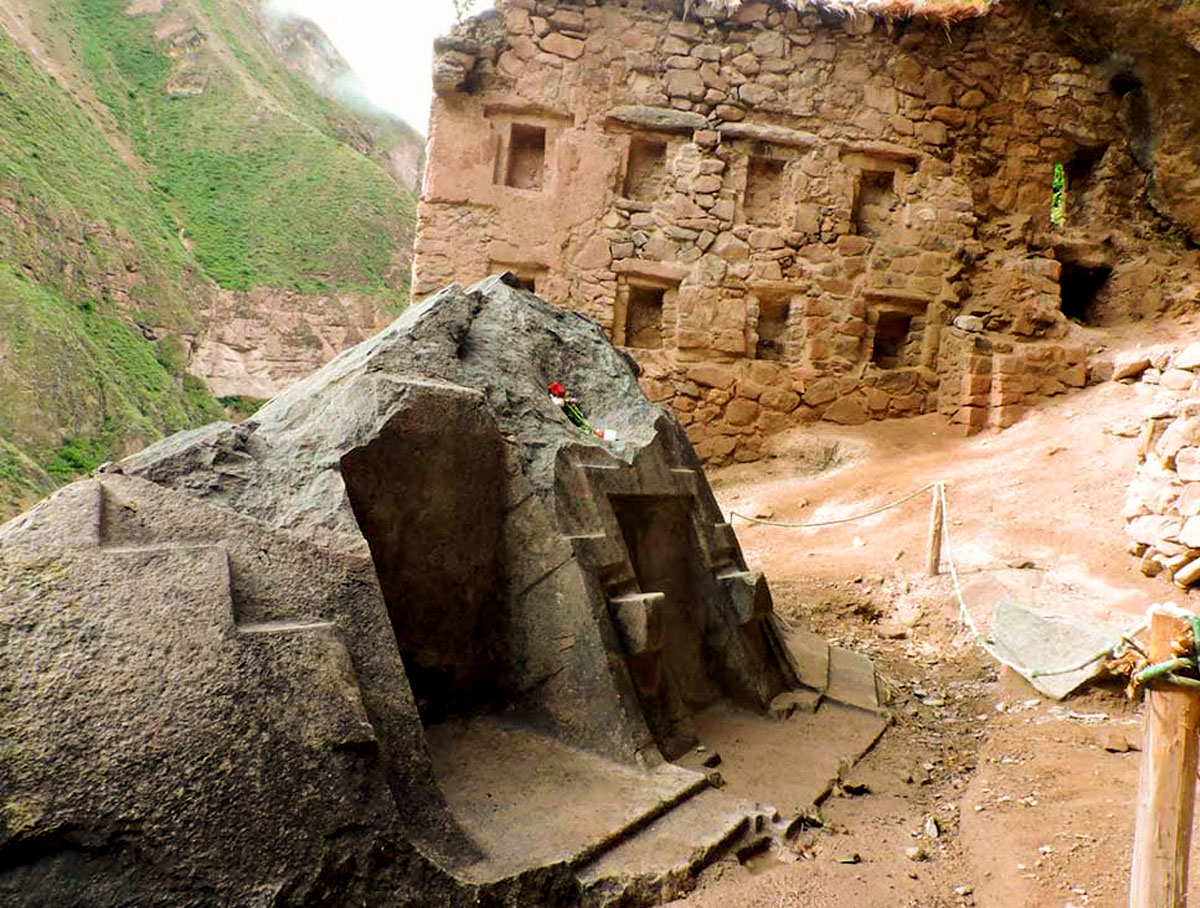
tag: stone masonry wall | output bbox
[414,0,1195,464]
[1122,344,1200,591]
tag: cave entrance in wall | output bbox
[1059,262,1112,325]
[756,297,790,360]
[1064,144,1109,218]
[627,287,664,348]
[872,311,913,368]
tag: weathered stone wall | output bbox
[414,0,1199,463]
[1122,344,1200,590]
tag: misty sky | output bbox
[267,0,494,134]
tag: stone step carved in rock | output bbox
[607,592,666,656]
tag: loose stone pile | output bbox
[1122,342,1200,589]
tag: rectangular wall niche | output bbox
[754,294,794,361]
[505,124,547,190]
[852,170,898,238]
[614,279,677,349]
[626,286,665,348]
[745,156,787,226]
[623,137,668,201]
[870,308,923,369]
[490,262,547,295]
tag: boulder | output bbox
[1113,354,1152,381]
[2,277,838,905]
[1176,342,1200,371]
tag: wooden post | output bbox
[1130,608,1200,908]
[926,483,944,577]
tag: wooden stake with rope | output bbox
[1129,607,1200,908]
[926,481,944,577]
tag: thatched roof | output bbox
[690,0,995,24]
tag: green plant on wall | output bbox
[1051,162,1066,227]
[452,0,475,23]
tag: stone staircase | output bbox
[769,614,888,715]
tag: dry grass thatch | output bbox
[689,0,996,24]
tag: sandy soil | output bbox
[671,371,1200,907]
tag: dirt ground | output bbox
[671,346,1200,907]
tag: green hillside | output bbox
[0,0,419,518]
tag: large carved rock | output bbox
[1,276,862,905]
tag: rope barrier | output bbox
[936,481,1147,680]
[730,482,941,529]
[734,478,1151,681]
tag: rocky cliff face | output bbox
[0,0,423,519]
[1038,0,1200,245]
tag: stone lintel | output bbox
[483,99,574,123]
[613,260,691,283]
[863,288,932,310]
[605,106,710,134]
[717,123,818,149]
[839,139,923,163]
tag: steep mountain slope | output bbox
[0,0,422,518]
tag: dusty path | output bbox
[673,371,1200,907]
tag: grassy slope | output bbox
[68,0,415,296]
[0,0,417,519]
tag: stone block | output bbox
[749,228,786,250]
[1113,354,1151,381]
[760,388,800,412]
[1175,557,1200,589]
[951,405,988,428]
[666,69,706,101]
[802,379,839,407]
[1163,369,1195,391]
[1180,483,1200,517]
[916,121,949,145]
[747,361,790,387]
[823,396,869,425]
[890,393,924,415]
[866,388,890,412]
[608,593,666,655]
[687,363,737,389]
[724,398,759,426]
[540,33,585,60]
[1181,517,1200,551]
[1127,514,1184,545]
[1178,447,1200,481]
[963,373,991,396]
[736,379,765,400]
[1062,364,1087,388]
[1175,343,1200,371]
[929,106,968,128]
[959,89,987,109]
[837,235,871,257]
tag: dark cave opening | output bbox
[1059,262,1112,324]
